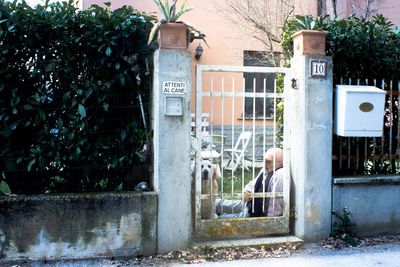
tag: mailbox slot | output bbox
[165,96,184,116]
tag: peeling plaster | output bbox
[306,204,320,224]
[4,213,141,260]
[311,122,329,130]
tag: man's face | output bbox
[264,153,275,173]
[264,152,282,173]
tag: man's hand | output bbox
[243,191,251,202]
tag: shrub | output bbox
[0,0,156,193]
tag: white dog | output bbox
[200,160,221,219]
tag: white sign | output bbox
[311,60,327,77]
[163,81,186,94]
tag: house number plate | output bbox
[311,60,327,77]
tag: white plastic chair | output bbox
[200,134,226,164]
[224,131,252,172]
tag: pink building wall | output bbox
[295,0,319,16]
[380,0,400,25]
[326,0,400,25]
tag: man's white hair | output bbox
[265,147,283,161]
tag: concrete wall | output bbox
[333,176,400,236]
[0,192,157,261]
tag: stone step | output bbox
[192,235,303,249]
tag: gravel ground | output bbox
[3,234,400,267]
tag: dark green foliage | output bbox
[0,0,156,194]
[281,14,400,80]
[326,15,400,81]
[331,206,359,247]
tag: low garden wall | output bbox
[333,176,400,236]
[0,192,157,261]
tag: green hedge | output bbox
[0,0,156,194]
[281,14,400,80]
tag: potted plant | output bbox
[289,15,328,56]
[148,0,207,50]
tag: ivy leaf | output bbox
[0,181,11,195]
[8,24,15,32]
[75,147,81,156]
[27,159,36,172]
[78,120,85,130]
[45,61,57,72]
[112,157,118,168]
[57,119,64,129]
[103,102,109,112]
[78,104,86,118]
[22,105,33,110]
[120,74,125,86]
[39,110,46,121]
[120,129,126,141]
[106,47,112,56]
[115,183,123,191]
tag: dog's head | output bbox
[201,160,221,181]
[201,160,221,195]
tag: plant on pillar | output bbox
[147,0,207,50]
[291,14,327,31]
[281,15,328,60]
[285,15,328,57]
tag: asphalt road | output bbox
[178,242,400,267]
[3,242,400,266]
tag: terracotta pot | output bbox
[292,30,328,56]
[158,23,189,50]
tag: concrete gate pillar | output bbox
[152,49,192,252]
[288,31,333,242]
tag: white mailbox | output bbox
[334,85,386,137]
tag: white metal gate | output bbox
[193,65,291,239]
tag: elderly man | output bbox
[216,147,284,219]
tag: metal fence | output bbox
[332,78,400,176]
